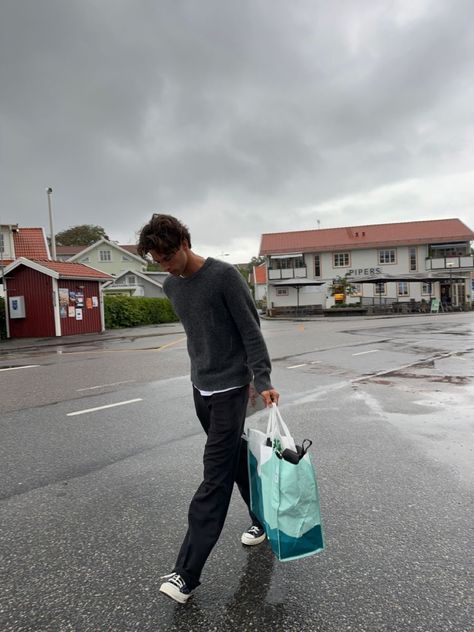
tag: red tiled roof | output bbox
[30,259,113,280]
[253,263,267,284]
[260,218,474,255]
[13,228,50,259]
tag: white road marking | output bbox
[287,363,308,369]
[310,360,322,364]
[76,380,135,392]
[0,365,39,372]
[352,349,380,356]
[67,398,143,416]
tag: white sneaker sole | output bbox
[241,532,266,546]
[159,582,191,604]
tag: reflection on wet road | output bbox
[0,314,472,631]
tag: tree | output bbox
[330,273,357,304]
[55,224,109,246]
[236,256,266,289]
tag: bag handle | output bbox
[265,403,296,451]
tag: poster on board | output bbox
[59,288,69,318]
[75,308,83,321]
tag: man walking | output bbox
[137,214,279,603]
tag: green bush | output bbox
[104,295,178,329]
[0,297,6,339]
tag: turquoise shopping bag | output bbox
[247,404,324,561]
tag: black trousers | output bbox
[173,385,262,589]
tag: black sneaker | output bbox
[241,524,266,546]
[159,573,192,603]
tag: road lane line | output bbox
[67,398,143,416]
[287,363,307,369]
[0,365,39,372]
[154,336,187,352]
[352,349,380,356]
[76,380,135,392]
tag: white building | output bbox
[259,218,474,315]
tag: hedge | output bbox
[104,295,178,329]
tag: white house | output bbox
[259,218,474,315]
[65,238,147,277]
[102,269,168,298]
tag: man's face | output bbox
[150,242,188,276]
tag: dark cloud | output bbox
[1,0,473,260]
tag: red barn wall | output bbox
[7,267,55,338]
[58,280,102,335]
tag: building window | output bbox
[314,254,321,277]
[397,281,409,296]
[422,282,432,294]
[333,252,350,267]
[429,243,468,257]
[0,234,4,253]
[409,247,417,271]
[375,281,386,295]
[126,275,137,285]
[378,249,396,264]
[99,250,112,262]
[271,256,305,270]
[276,288,289,296]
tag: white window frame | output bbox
[422,282,432,295]
[378,249,396,265]
[126,275,137,285]
[375,281,386,295]
[409,247,417,272]
[99,250,112,262]
[333,252,350,268]
[314,254,321,278]
[397,281,409,296]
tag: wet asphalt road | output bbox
[0,313,473,631]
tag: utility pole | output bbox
[46,187,56,260]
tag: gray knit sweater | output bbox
[163,257,272,394]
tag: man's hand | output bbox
[260,389,280,407]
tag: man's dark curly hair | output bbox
[137,214,192,257]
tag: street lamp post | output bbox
[46,187,56,260]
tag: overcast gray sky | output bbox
[1,0,473,262]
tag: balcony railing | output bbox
[268,267,307,280]
[425,256,474,270]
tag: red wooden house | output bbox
[3,258,112,338]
